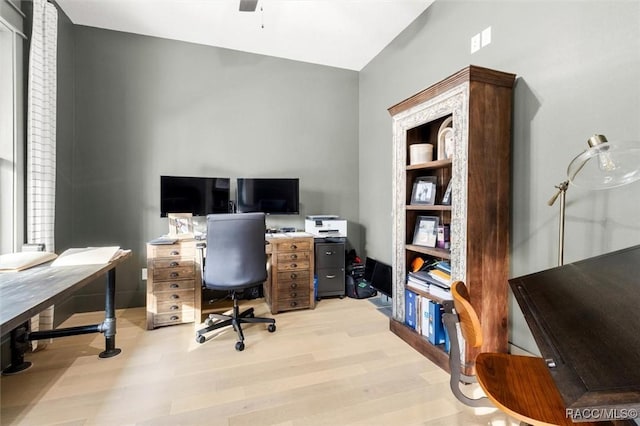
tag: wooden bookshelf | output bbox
[388,65,516,374]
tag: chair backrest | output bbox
[451,280,483,349]
[204,212,267,290]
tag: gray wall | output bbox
[359,0,640,353]
[69,26,359,310]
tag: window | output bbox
[0,17,25,253]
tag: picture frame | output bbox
[437,224,451,250]
[412,215,439,247]
[410,176,437,205]
[441,179,453,205]
[168,213,194,238]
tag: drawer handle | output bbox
[325,251,333,256]
[170,305,179,310]
[290,254,298,260]
[170,283,179,289]
[171,294,180,300]
[326,274,336,279]
[290,273,298,279]
[290,292,297,297]
[170,250,179,256]
[170,272,179,278]
[290,244,297,249]
[290,301,298,307]
[170,315,179,321]
[169,261,179,267]
[290,263,297,268]
[290,282,298,289]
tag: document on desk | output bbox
[0,251,58,273]
[51,246,128,266]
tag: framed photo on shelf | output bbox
[168,213,194,238]
[441,179,453,205]
[410,176,437,205]
[412,215,439,247]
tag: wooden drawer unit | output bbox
[266,234,315,314]
[274,251,311,271]
[273,239,312,253]
[274,270,311,311]
[148,243,196,259]
[146,240,198,330]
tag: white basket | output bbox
[409,143,433,165]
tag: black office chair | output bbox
[195,212,276,351]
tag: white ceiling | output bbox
[55,0,434,71]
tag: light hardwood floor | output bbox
[1,297,519,425]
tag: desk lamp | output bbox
[548,134,640,265]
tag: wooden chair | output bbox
[445,281,631,426]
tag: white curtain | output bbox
[27,0,58,348]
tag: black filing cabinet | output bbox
[315,240,345,299]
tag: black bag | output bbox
[345,250,377,299]
[346,276,377,299]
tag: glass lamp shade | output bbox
[567,141,640,190]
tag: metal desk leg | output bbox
[1,322,32,375]
[99,267,121,358]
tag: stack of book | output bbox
[406,260,452,300]
[404,288,450,349]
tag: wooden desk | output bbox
[509,245,640,422]
[146,233,315,328]
[0,251,131,374]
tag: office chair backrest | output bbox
[451,281,483,349]
[204,213,267,290]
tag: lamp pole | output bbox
[548,180,569,266]
[549,135,609,266]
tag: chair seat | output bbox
[475,353,623,426]
[205,281,265,292]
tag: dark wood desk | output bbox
[510,245,640,422]
[0,251,131,374]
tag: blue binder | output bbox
[405,289,417,329]
[428,300,446,345]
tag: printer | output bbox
[304,215,347,238]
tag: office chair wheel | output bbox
[204,317,214,326]
[235,341,245,351]
[268,324,276,333]
[196,335,206,344]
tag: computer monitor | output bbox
[236,178,299,215]
[160,175,230,217]
[363,257,393,298]
[364,256,376,282]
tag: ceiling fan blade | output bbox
[239,0,258,12]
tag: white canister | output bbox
[409,143,433,165]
